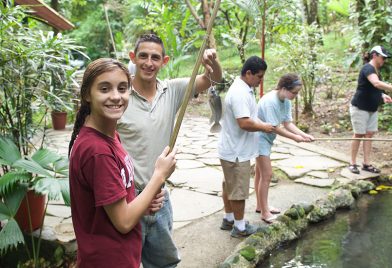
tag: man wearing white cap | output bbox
[349,45,392,174]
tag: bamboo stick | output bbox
[313,137,392,142]
[169,0,221,149]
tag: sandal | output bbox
[362,164,381,174]
[348,164,360,174]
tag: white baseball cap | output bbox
[370,45,390,58]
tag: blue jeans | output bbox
[140,190,180,268]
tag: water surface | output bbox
[258,191,392,268]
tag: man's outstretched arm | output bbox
[195,48,222,93]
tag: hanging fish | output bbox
[208,86,222,133]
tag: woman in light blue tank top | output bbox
[254,73,314,224]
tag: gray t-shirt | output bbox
[117,78,191,189]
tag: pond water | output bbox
[257,191,392,268]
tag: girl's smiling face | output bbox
[87,68,129,123]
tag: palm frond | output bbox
[2,185,28,216]
[31,148,62,168]
[33,178,61,201]
[13,159,52,178]
[0,137,21,166]
[0,219,25,256]
[231,0,261,18]
[58,179,70,206]
[0,171,31,195]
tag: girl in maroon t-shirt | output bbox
[68,58,176,268]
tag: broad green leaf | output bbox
[54,158,69,176]
[0,137,21,165]
[32,148,62,167]
[59,179,70,206]
[0,202,11,219]
[13,159,52,177]
[33,178,61,201]
[0,219,25,256]
[3,185,27,215]
[0,171,30,195]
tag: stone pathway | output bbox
[38,116,380,266]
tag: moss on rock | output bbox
[240,246,256,261]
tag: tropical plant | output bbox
[274,23,332,114]
[0,3,84,155]
[0,136,70,264]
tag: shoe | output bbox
[362,164,380,173]
[348,164,360,174]
[220,218,234,230]
[256,207,280,214]
[262,214,277,224]
[230,223,258,238]
[269,207,281,214]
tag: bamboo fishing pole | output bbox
[314,137,392,142]
[168,0,221,149]
[104,4,118,59]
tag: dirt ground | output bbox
[188,90,392,175]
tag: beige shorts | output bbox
[220,159,250,200]
[349,105,378,134]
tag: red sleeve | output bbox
[82,154,127,207]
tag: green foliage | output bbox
[0,4,83,155]
[0,136,70,257]
[0,137,70,203]
[326,0,350,17]
[378,104,392,132]
[123,0,194,78]
[348,1,392,79]
[274,23,332,113]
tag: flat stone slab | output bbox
[176,159,205,169]
[198,158,221,166]
[203,141,218,149]
[198,151,219,158]
[307,171,330,179]
[273,164,311,179]
[47,204,71,218]
[54,222,76,242]
[173,221,191,230]
[270,152,290,160]
[185,148,210,155]
[169,167,223,193]
[290,148,320,156]
[177,153,197,160]
[171,189,222,221]
[295,177,336,188]
[340,168,380,180]
[43,215,63,228]
[275,155,346,171]
[271,146,291,154]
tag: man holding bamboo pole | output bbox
[117,33,222,268]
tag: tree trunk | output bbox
[50,0,59,35]
[302,0,319,25]
[202,0,216,48]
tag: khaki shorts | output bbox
[220,159,250,200]
[349,105,378,134]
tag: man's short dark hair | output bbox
[134,33,166,56]
[241,56,267,76]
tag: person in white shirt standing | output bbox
[218,56,274,238]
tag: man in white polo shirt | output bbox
[218,56,274,238]
[117,33,222,267]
